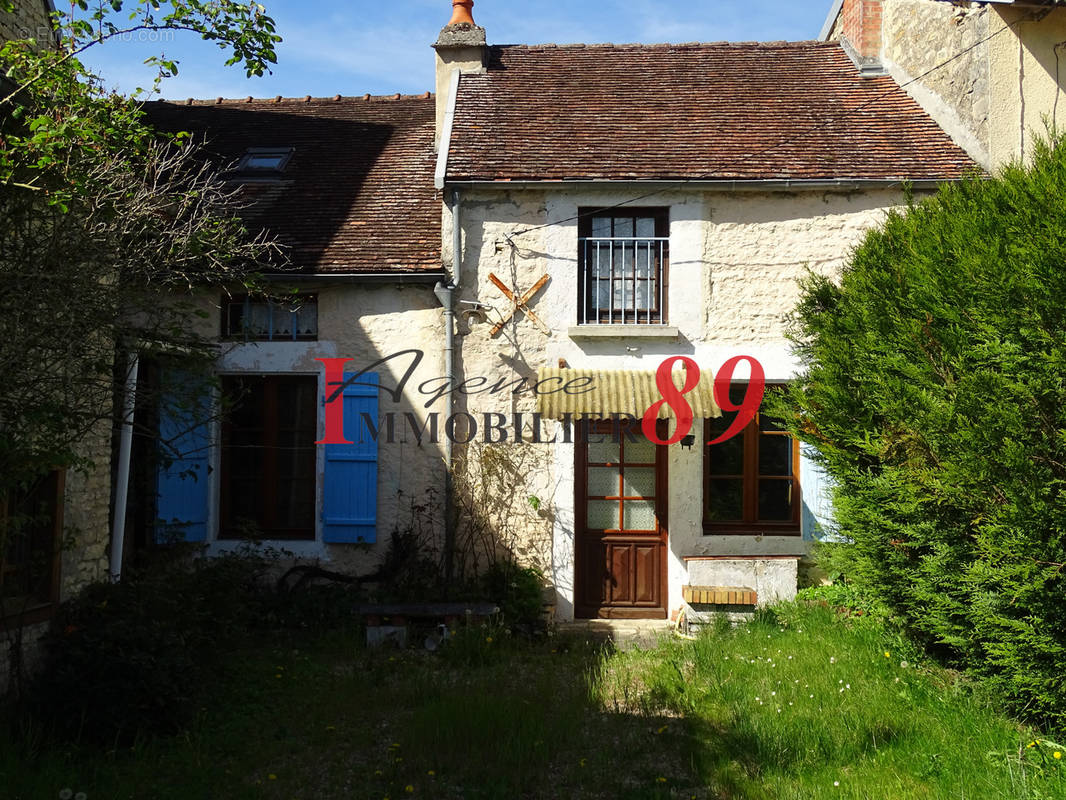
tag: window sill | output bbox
[568,325,679,340]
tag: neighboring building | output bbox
[0,0,55,49]
[139,94,446,575]
[822,0,1066,169]
[1,0,112,684]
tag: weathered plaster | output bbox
[988,6,1066,167]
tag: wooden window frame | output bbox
[221,294,318,342]
[577,207,670,325]
[703,395,801,536]
[0,470,64,631]
[219,375,317,541]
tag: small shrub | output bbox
[478,562,545,629]
[776,134,1066,727]
[25,547,274,743]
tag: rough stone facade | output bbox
[881,0,991,167]
[439,184,916,619]
[0,0,54,47]
[60,417,114,600]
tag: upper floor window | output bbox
[704,386,800,534]
[578,208,669,325]
[223,295,318,342]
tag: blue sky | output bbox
[79,0,837,100]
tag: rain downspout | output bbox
[110,351,139,581]
[434,188,462,587]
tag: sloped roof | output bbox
[146,95,442,275]
[444,41,978,183]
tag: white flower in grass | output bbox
[59,791,73,800]
[771,691,776,696]
[900,660,909,669]
[839,688,845,693]
[810,694,814,698]
[846,684,850,689]
[839,680,843,684]
[830,657,836,663]
[788,655,793,659]
[834,781,840,787]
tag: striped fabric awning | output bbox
[534,367,722,421]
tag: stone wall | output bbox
[881,0,991,168]
[60,416,114,601]
[0,0,54,47]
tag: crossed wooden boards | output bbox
[487,272,550,337]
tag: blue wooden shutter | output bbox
[156,376,212,543]
[322,372,379,543]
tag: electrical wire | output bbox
[503,14,1026,242]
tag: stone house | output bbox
[132,0,986,623]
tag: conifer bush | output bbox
[778,136,1066,727]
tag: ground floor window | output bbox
[704,386,800,534]
[220,375,317,540]
[0,470,63,626]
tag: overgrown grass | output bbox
[597,604,1066,799]
[2,604,1064,799]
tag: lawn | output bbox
[3,603,1064,799]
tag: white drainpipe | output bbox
[110,351,139,581]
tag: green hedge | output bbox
[776,137,1066,727]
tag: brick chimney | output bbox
[839,0,885,76]
[433,0,486,148]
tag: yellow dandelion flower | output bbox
[1055,752,1062,760]
[405,786,414,793]
[656,725,667,734]
[486,636,493,643]
[1028,741,1037,748]
[275,673,282,678]
[579,758,587,767]
[657,777,667,783]
[428,770,436,776]
[268,774,277,781]
[883,651,890,658]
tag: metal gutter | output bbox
[434,69,461,190]
[433,188,462,587]
[440,178,957,191]
[259,271,447,284]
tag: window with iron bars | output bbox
[222,295,318,341]
[578,208,669,325]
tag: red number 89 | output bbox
[707,355,765,445]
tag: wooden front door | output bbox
[575,420,668,619]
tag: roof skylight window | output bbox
[237,147,294,173]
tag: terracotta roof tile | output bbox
[445,42,977,182]
[145,95,441,275]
